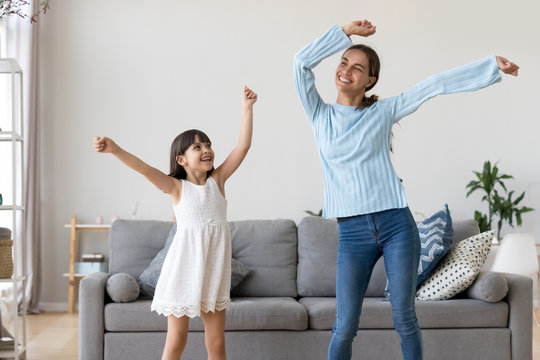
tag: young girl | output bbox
[94,86,258,360]
[294,20,518,360]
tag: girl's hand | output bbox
[342,20,376,38]
[243,86,258,107]
[496,56,519,76]
[93,136,118,153]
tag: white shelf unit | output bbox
[0,58,27,360]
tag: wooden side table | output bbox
[64,216,110,313]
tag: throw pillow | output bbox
[416,204,454,286]
[464,271,508,302]
[231,258,252,290]
[106,273,140,303]
[384,204,454,299]
[416,231,493,301]
[138,223,177,297]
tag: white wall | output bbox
[37,0,540,306]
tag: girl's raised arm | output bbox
[213,86,257,188]
[93,136,180,199]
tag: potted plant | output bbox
[466,160,534,240]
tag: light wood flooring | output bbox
[6,311,540,359]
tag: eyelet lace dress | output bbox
[151,176,231,318]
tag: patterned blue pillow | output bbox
[416,204,454,287]
[385,204,454,299]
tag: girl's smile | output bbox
[176,135,216,176]
[184,142,214,169]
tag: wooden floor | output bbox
[6,312,540,359]
[7,312,78,360]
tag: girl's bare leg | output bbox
[201,310,227,360]
[161,315,189,360]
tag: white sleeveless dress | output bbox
[151,176,231,318]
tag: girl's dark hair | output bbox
[169,129,214,180]
[344,44,381,109]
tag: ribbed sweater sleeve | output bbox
[294,25,351,123]
[293,25,505,218]
[386,56,502,123]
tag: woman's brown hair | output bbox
[344,44,380,109]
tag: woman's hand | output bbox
[342,20,376,38]
[243,86,258,107]
[93,136,118,154]
[496,56,519,76]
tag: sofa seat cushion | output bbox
[105,297,308,332]
[299,297,508,330]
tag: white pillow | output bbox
[416,231,493,301]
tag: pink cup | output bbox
[95,216,104,225]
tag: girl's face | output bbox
[335,49,376,95]
[176,136,214,173]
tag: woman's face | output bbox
[335,49,376,95]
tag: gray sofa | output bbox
[79,217,533,360]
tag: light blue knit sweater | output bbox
[294,25,502,218]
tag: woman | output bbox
[293,19,518,360]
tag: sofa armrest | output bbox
[79,272,110,360]
[500,272,533,360]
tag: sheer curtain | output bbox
[5,0,42,314]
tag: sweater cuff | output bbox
[332,24,353,46]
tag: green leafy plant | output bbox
[466,160,534,239]
[305,209,323,217]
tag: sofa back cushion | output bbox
[451,219,480,246]
[229,219,298,297]
[296,217,385,297]
[110,219,298,297]
[296,216,480,297]
[109,219,174,277]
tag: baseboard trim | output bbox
[39,302,78,312]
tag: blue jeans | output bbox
[328,207,423,360]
